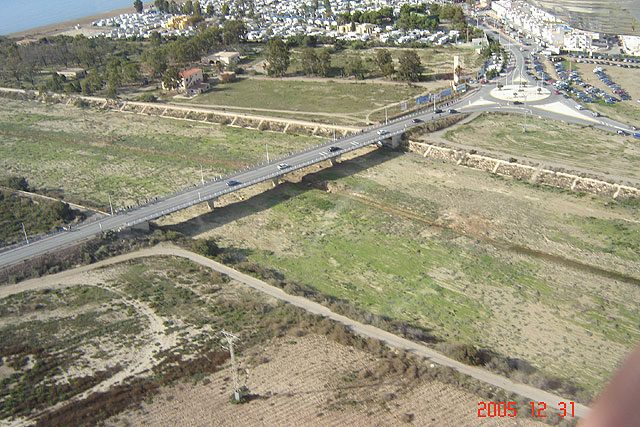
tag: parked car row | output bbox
[593,68,632,101]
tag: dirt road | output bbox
[4,243,591,419]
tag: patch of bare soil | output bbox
[106,335,546,427]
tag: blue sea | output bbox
[0,0,135,35]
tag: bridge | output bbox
[1,29,637,269]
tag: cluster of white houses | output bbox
[89,0,467,46]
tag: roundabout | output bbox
[489,84,551,102]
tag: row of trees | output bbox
[265,40,425,82]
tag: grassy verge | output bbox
[0,99,318,209]
[443,112,640,180]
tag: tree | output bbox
[222,20,246,45]
[397,50,423,82]
[375,48,394,78]
[206,4,214,16]
[221,2,230,16]
[150,31,162,47]
[133,0,143,13]
[301,48,318,76]
[454,64,463,82]
[265,37,290,77]
[317,48,331,77]
[323,0,332,16]
[346,56,366,79]
[182,0,193,15]
[162,67,180,90]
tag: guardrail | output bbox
[0,92,473,255]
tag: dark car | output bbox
[328,146,341,152]
[435,109,443,114]
[513,101,523,105]
[617,130,629,136]
[412,118,422,123]
[448,109,458,114]
[226,180,241,186]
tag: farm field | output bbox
[0,99,318,209]
[157,147,640,399]
[0,254,549,426]
[442,112,640,182]
[178,78,425,124]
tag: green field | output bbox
[443,112,640,180]
[0,99,319,209]
[178,78,424,122]
[182,149,640,397]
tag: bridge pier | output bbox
[389,134,403,149]
[329,155,342,166]
[271,177,280,187]
[207,198,217,211]
[132,221,150,231]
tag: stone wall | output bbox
[0,88,358,138]
[406,140,640,199]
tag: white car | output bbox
[575,104,585,110]
[277,163,290,170]
[377,129,389,135]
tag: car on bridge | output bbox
[328,146,341,152]
[226,180,241,186]
[411,118,422,123]
[617,130,629,136]
[634,132,640,140]
[377,129,389,135]
[435,109,443,114]
[277,163,290,170]
[448,109,458,114]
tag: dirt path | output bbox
[1,272,178,425]
[4,244,591,419]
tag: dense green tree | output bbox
[301,48,318,76]
[46,73,66,92]
[345,56,366,79]
[221,2,230,16]
[265,37,290,77]
[182,0,194,15]
[397,50,423,82]
[162,66,180,90]
[133,0,143,13]
[206,4,214,16]
[324,0,331,15]
[222,20,246,45]
[317,48,331,77]
[375,48,394,78]
[154,0,169,12]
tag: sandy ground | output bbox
[106,334,546,427]
[5,1,177,39]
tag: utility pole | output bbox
[523,95,527,133]
[384,106,388,124]
[333,123,336,141]
[200,164,204,186]
[222,331,242,402]
[108,194,114,216]
[21,222,29,245]
[265,144,269,163]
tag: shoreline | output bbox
[5,2,156,40]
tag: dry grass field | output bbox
[442,112,640,181]
[0,99,319,208]
[157,147,640,399]
[0,256,554,426]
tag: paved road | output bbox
[1,28,638,269]
[4,244,590,420]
